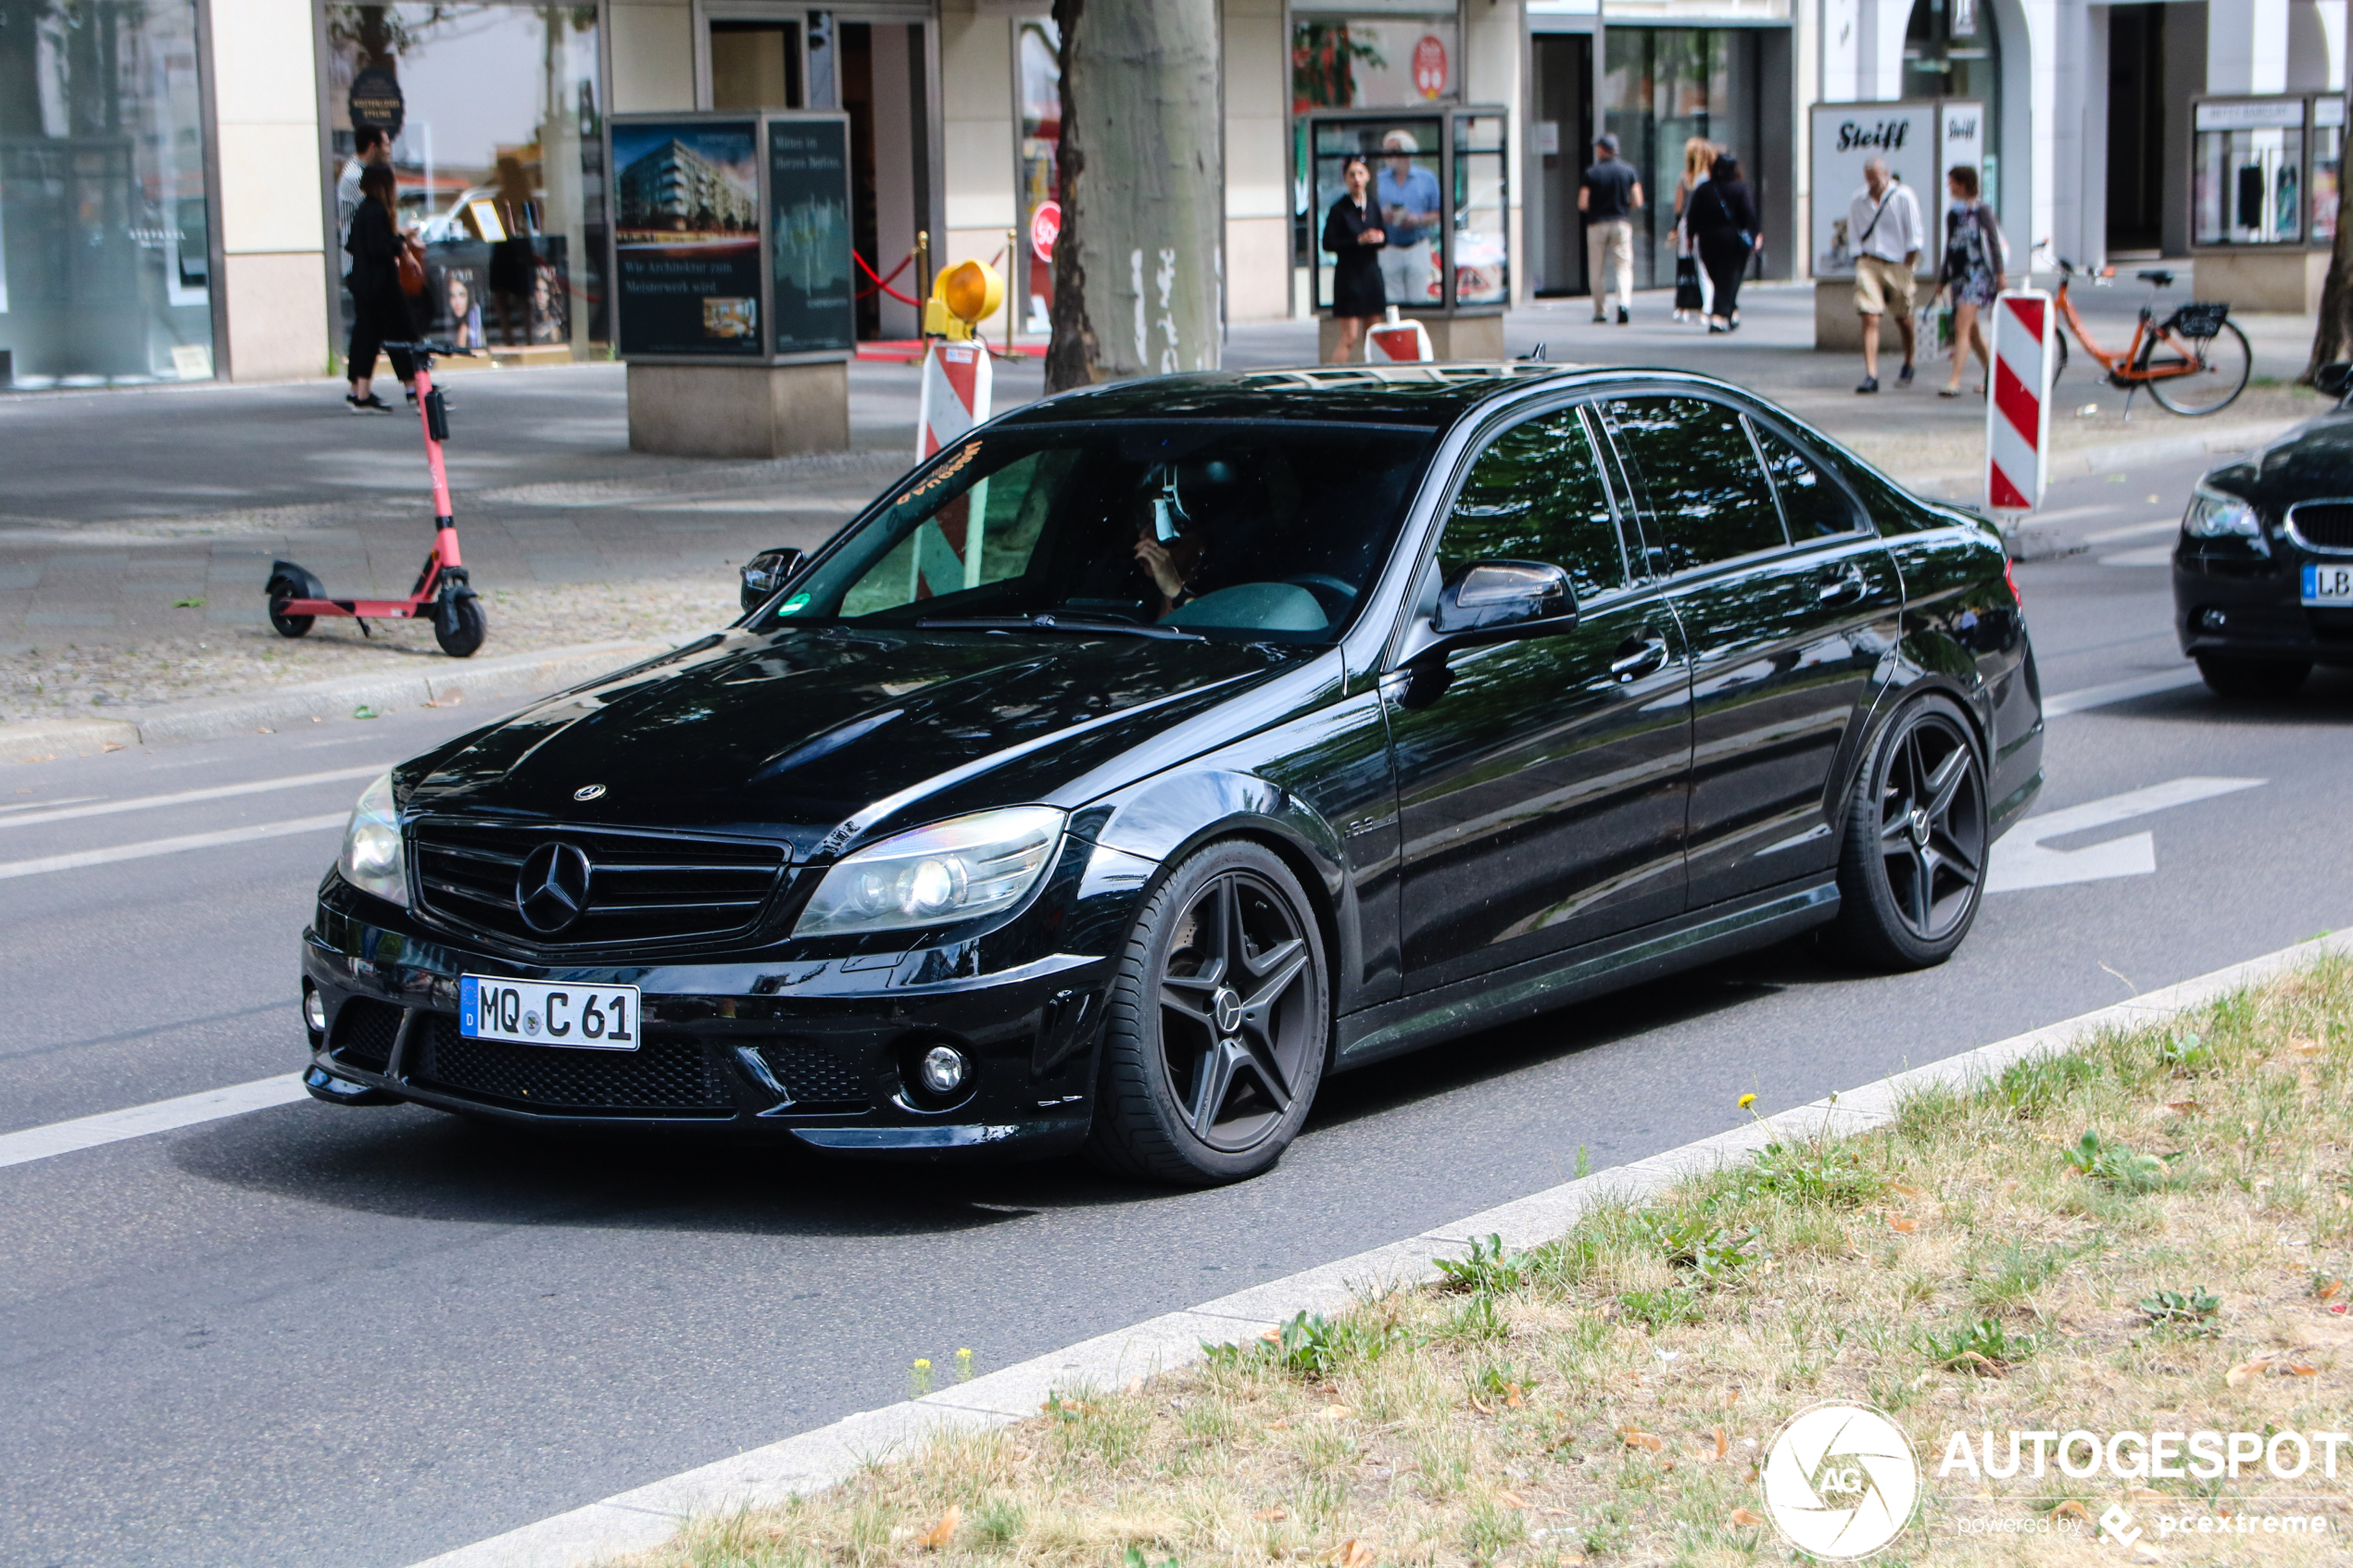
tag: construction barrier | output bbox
[1365,308,1434,364]
[1986,289,2053,513]
[911,340,993,599]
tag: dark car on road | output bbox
[301,365,2044,1184]
[2176,373,2353,696]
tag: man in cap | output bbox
[1579,132,1642,324]
[1376,129,1441,311]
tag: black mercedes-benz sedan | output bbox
[2175,375,2353,696]
[300,364,2043,1184]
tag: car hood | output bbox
[398,627,1290,857]
[2206,410,2353,507]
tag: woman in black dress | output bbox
[344,161,416,411]
[1687,152,1760,334]
[1322,154,1386,362]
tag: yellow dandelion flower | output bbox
[1738,1093,1756,1110]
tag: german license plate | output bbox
[2304,562,2353,606]
[459,975,640,1049]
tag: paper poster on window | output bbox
[767,118,855,356]
[613,120,762,357]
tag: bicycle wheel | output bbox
[2145,320,2251,416]
[2051,330,2070,389]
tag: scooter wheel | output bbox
[434,595,487,659]
[268,597,315,638]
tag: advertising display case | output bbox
[1807,99,1983,281]
[2190,94,2344,313]
[608,110,854,367]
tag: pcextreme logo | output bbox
[1762,1401,1921,1560]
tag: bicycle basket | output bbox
[2161,301,2232,339]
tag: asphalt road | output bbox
[5,444,2349,1567]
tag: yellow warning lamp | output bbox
[924,258,1003,340]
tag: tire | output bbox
[2145,320,2252,417]
[2051,330,2070,390]
[267,596,314,638]
[2196,653,2309,697]
[434,594,487,658]
[1085,840,1329,1185]
[1819,695,1990,971]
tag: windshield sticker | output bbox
[897,440,981,507]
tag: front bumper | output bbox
[2174,551,2353,665]
[299,893,1115,1160]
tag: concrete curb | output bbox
[1,641,665,762]
[407,928,2353,1568]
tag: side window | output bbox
[1750,420,1866,538]
[1437,408,1628,603]
[1603,395,1788,571]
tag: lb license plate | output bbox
[2304,562,2353,606]
[459,975,640,1050]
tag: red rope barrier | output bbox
[852,249,921,306]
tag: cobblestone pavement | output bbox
[1,273,2325,721]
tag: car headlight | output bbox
[338,771,409,907]
[2183,485,2264,540]
[795,807,1064,937]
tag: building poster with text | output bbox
[766,119,855,357]
[613,120,761,358]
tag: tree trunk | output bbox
[2306,213,2353,383]
[1045,0,1223,393]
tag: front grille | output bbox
[757,1042,871,1110]
[331,997,403,1071]
[2287,502,2353,552]
[411,820,786,950]
[415,1015,733,1113]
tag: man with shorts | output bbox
[1579,132,1642,324]
[1849,156,1922,392]
[1376,130,1441,310]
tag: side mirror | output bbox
[2319,362,2353,401]
[740,546,805,613]
[1432,559,1576,637]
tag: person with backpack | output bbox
[1937,164,2008,397]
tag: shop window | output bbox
[1903,0,2002,213]
[2194,104,2307,245]
[1291,13,1458,111]
[0,0,215,387]
[324,3,608,355]
[1016,18,1059,336]
[1600,28,1760,291]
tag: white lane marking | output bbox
[0,796,102,816]
[0,764,381,832]
[2083,518,2178,543]
[407,929,2353,1568]
[0,813,346,881]
[2007,503,2113,524]
[2043,669,2205,716]
[0,1074,308,1171]
[2099,545,2175,567]
[1986,775,2264,892]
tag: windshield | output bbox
[751,422,1438,644]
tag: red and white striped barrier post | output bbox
[910,340,993,598]
[1365,307,1433,364]
[1986,289,2053,514]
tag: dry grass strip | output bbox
[611,957,2353,1567]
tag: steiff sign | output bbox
[1809,100,1983,278]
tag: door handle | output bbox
[1608,633,1670,682]
[1817,564,1869,604]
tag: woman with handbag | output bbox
[1670,138,1715,323]
[344,161,419,413]
[1938,164,2007,397]
[1687,151,1759,333]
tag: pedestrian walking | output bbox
[1671,137,1716,323]
[1688,151,1759,334]
[1937,163,2008,398]
[344,161,417,413]
[1849,156,1924,393]
[1579,132,1642,325]
[334,127,391,284]
[1375,130,1441,312]
[1323,154,1387,363]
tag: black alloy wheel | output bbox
[2196,653,2309,698]
[434,593,487,658]
[1821,695,1988,970]
[1087,840,1328,1185]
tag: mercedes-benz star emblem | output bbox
[1212,986,1244,1035]
[573,784,607,802]
[515,842,594,934]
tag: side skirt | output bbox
[1332,880,1842,1071]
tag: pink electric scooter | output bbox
[266,340,487,658]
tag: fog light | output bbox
[2199,608,2228,630]
[918,1044,971,1098]
[303,989,328,1034]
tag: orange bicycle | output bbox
[2039,250,2251,417]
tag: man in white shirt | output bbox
[336,127,390,280]
[1848,157,1923,393]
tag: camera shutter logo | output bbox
[1760,1401,1919,1559]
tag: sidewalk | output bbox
[1,278,2326,739]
